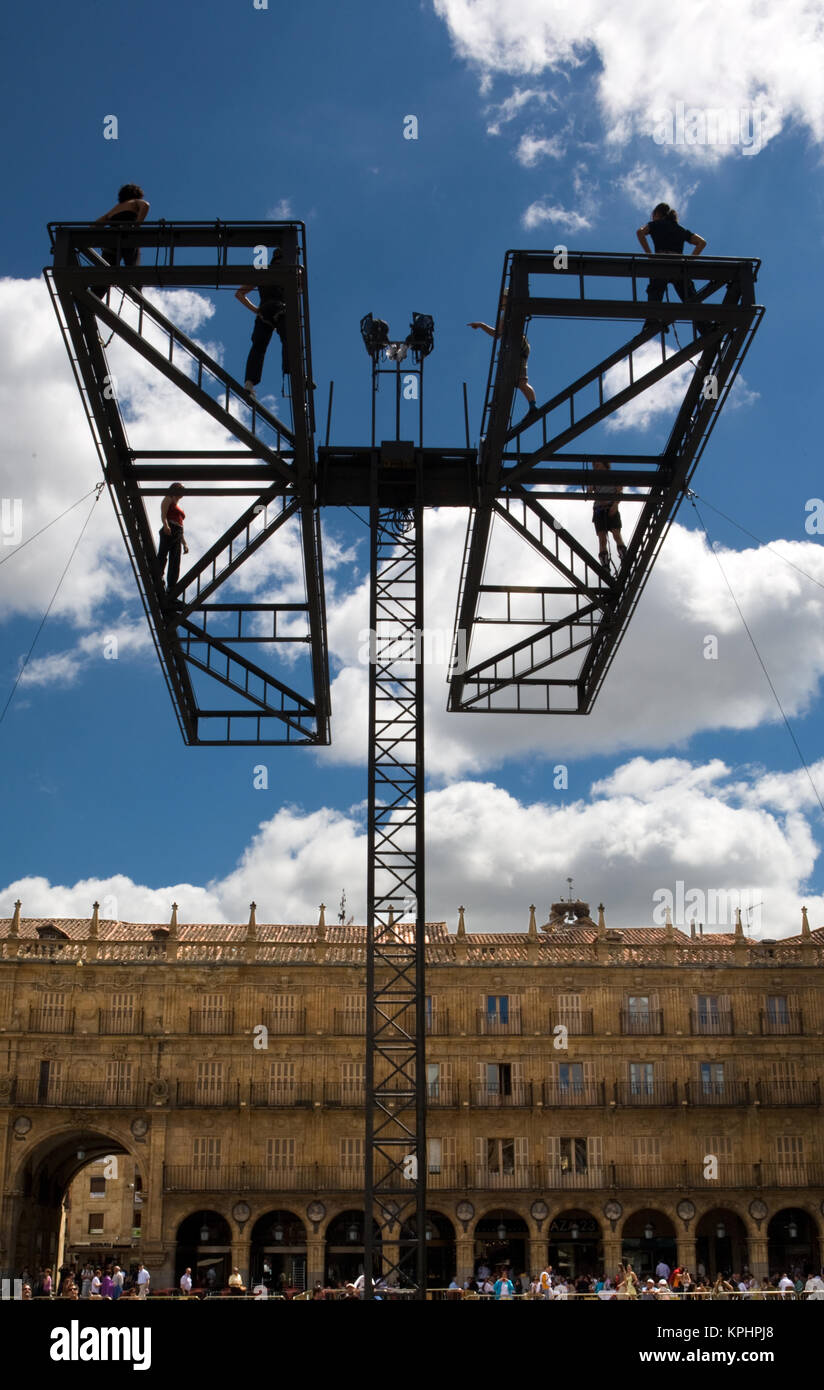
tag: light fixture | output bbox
[497,1222,507,1242]
[716,1221,726,1240]
[643,1223,654,1241]
[787,1219,798,1240]
[425,1222,433,1242]
[272,1222,284,1243]
[406,312,434,360]
[347,1222,360,1244]
[571,1223,579,1241]
[199,1224,210,1243]
[359,313,389,358]
[385,340,408,363]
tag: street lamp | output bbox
[425,1222,433,1242]
[199,1224,209,1244]
[644,1222,654,1242]
[347,1222,360,1244]
[497,1222,507,1242]
[272,1222,284,1243]
[571,1223,579,1241]
[787,1219,798,1240]
[716,1222,726,1241]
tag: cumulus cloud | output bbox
[485,86,551,134]
[433,0,821,160]
[3,756,822,934]
[266,199,293,219]
[616,161,699,214]
[523,201,593,232]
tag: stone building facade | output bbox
[1,897,822,1289]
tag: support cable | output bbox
[0,485,105,726]
[690,496,824,817]
[687,489,824,594]
[0,484,103,570]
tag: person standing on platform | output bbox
[156,483,189,601]
[92,184,150,300]
[636,203,707,333]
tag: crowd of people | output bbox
[444,1260,824,1300]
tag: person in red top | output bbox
[156,483,189,601]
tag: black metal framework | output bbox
[45,221,329,745]
[46,225,764,1298]
[364,477,426,1295]
[448,248,764,714]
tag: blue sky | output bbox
[1,0,823,933]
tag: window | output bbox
[425,996,434,1028]
[266,1137,296,1168]
[556,993,582,1017]
[88,1214,104,1235]
[105,1060,132,1100]
[426,1062,440,1098]
[488,1138,515,1174]
[196,1061,224,1101]
[487,996,509,1024]
[700,1062,726,1096]
[110,991,135,1023]
[703,1135,733,1161]
[269,1061,296,1098]
[548,1136,604,1178]
[343,992,365,1017]
[271,992,297,1026]
[558,1062,584,1092]
[766,995,789,1024]
[696,994,720,1024]
[629,1062,654,1095]
[427,1136,455,1176]
[132,1209,142,1232]
[627,996,650,1018]
[89,1175,106,1198]
[486,1063,512,1097]
[192,1137,221,1169]
[43,991,66,1020]
[632,1136,661,1164]
[776,1136,804,1165]
[340,1137,364,1169]
[197,993,226,1030]
[340,1062,365,1098]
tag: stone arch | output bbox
[8,1122,143,1275]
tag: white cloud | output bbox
[516,132,566,165]
[522,201,592,232]
[485,86,551,135]
[433,0,823,160]
[267,199,293,219]
[616,161,699,214]
[3,755,822,934]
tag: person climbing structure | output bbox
[156,482,188,605]
[469,287,537,418]
[588,461,627,573]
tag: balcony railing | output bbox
[266,1009,306,1036]
[619,1009,664,1035]
[426,1082,460,1107]
[323,1084,366,1107]
[161,1158,824,1195]
[550,1010,593,1035]
[249,1082,313,1108]
[689,1009,734,1035]
[759,1011,803,1035]
[542,1081,605,1107]
[685,1080,750,1106]
[615,1081,678,1106]
[756,1080,820,1107]
[332,1010,366,1035]
[98,1009,145,1035]
[475,1011,522,1036]
[470,1083,533,1108]
[188,1009,235,1035]
[27,1008,75,1034]
[10,1078,142,1107]
[176,1081,240,1107]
